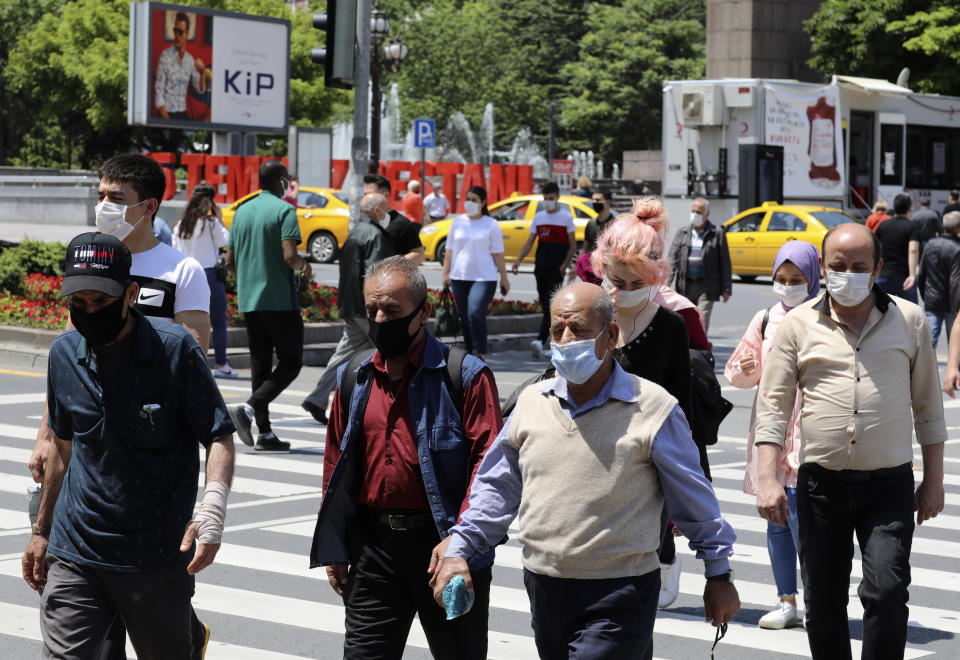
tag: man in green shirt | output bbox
[226,160,311,451]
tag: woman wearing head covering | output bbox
[724,239,821,630]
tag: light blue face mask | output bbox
[550,324,609,384]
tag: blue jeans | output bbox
[875,276,918,304]
[204,267,228,365]
[450,280,497,355]
[924,309,955,349]
[769,486,799,596]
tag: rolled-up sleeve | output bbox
[909,307,947,445]
[651,407,736,577]
[446,416,521,562]
[754,313,800,449]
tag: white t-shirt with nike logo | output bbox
[131,242,210,321]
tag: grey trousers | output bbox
[303,317,373,411]
[40,556,195,660]
[682,277,715,332]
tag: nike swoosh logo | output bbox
[140,293,161,301]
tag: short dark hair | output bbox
[541,180,560,196]
[950,189,960,202]
[175,11,189,30]
[893,192,912,216]
[364,174,391,195]
[259,159,289,189]
[596,188,613,201]
[920,196,931,207]
[98,154,167,219]
[822,223,882,268]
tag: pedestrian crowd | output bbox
[20,152,949,660]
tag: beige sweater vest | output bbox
[508,374,678,579]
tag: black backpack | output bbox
[339,345,467,420]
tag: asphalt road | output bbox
[0,282,957,658]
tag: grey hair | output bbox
[693,196,709,212]
[945,211,960,233]
[366,255,428,302]
[359,193,387,217]
[550,284,615,327]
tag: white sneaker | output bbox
[657,557,681,609]
[530,339,543,359]
[758,600,798,629]
[214,363,238,378]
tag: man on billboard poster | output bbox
[154,11,208,121]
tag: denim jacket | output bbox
[310,332,495,571]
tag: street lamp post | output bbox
[369,1,407,164]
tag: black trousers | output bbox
[342,513,491,659]
[244,310,303,433]
[524,568,658,660]
[797,462,915,660]
[535,267,565,342]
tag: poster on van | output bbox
[764,84,845,198]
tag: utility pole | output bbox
[349,0,371,229]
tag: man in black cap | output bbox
[22,232,236,660]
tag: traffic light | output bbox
[311,0,357,90]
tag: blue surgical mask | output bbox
[550,324,609,384]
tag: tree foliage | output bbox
[805,0,960,95]
[1,0,352,169]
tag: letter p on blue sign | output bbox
[413,119,436,149]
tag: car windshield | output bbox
[811,210,855,228]
[333,192,350,205]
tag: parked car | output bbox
[723,201,856,278]
[222,187,350,263]
[419,194,597,263]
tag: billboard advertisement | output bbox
[764,83,845,198]
[128,2,290,133]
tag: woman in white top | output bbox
[442,186,510,358]
[172,183,234,377]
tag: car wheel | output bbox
[435,239,446,264]
[308,231,338,263]
[738,275,757,283]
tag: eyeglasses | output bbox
[173,27,185,36]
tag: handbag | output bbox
[434,286,461,337]
[208,218,228,283]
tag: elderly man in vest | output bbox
[310,255,503,659]
[430,282,740,658]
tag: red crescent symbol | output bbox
[741,122,749,134]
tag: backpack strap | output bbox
[760,307,771,340]
[339,349,376,421]
[441,345,467,414]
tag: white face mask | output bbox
[550,325,609,384]
[542,199,558,212]
[463,201,481,217]
[95,199,148,241]
[690,211,704,228]
[825,270,873,307]
[773,282,809,308]
[602,277,651,309]
[377,211,391,229]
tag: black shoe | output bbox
[255,434,291,452]
[229,404,255,446]
[301,401,329,426]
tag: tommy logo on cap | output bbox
[72,245,117,270]
[61,232,132,298]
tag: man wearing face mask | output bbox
[311,256,502,658]
[365,174,426,264]
[755,223,946,659]
[430,282,739,658]
[667,197,732,332]
[23,232,235,659]
[583,189,616,254]
[226,159,311,451]
[301,193,394,425]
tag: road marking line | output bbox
[0,368,45,378]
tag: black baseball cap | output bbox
[61,232,132,298]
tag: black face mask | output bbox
[592,201,605,214]
[70,297,127,346]
[367,299,426,359]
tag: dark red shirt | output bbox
[323,335,503,514]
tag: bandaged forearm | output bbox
[194,481,230,544]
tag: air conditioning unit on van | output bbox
[681,86,723,126]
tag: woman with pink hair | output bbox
[592,196,695,611]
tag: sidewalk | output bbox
[0,222,93,244]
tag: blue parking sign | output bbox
[413,119,436,149]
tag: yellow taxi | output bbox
[723,202,856,278]
[419,194,597,263]
[222,187,350,263]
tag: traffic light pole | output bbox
[348,0,371,230]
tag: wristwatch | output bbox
[706,570,734,583]
[31,523,50,538]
